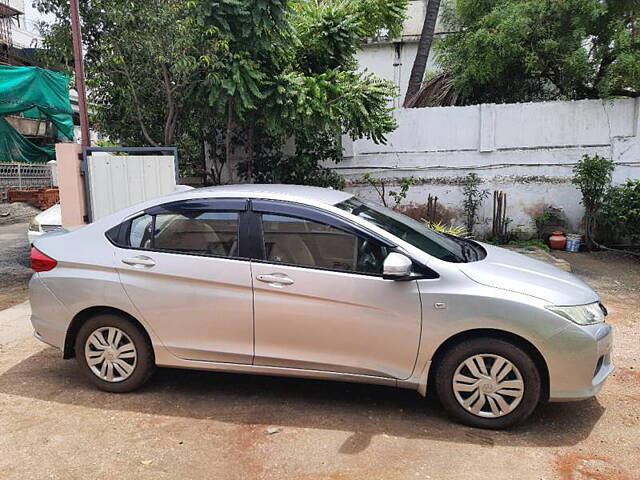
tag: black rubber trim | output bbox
[146,198,248,215]
[238,209,264,260]
[105,223,123,245]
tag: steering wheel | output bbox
[357,239,380,273]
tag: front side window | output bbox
[261,213,388,274]
[336,197,486,263]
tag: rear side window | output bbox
[129,214,153,249]
[116,211,240,258]
[153,212,239,256]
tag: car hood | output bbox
[458,243,598,305]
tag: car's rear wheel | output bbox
[435,338,541,429]
[75,314,155,392]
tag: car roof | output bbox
[192,184,354,206]
[94,184,355,228]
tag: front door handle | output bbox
[256,273,294,287]
[122,255,156,268]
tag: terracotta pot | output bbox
[549,231,567,250]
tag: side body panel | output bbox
[251,262,422,379]
[114,247,255,364]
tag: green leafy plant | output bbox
[362,174,416,208]
[601,179,640,243]
[437,0,640,104]
[462,173,489,236]
[507,239,550,252]
[389,177,417,208]
[532,205,564,239]
[427,221,469,238]
[572,154,615,249]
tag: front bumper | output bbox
[544,321,614,401]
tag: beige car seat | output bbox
[154,218,221,253]
[268,234,316,266]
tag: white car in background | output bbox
[28,203,62,244]
[28,185,194,244]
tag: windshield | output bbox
[336,197,485,263]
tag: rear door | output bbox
[249,200,422,380]
[111,198,255,364]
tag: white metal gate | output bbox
[83,147,178,221]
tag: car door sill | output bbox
[156,355,399,387]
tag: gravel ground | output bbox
[0,202,40,226]
[0,222,31,310]
[0,234,638,479]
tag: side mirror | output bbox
[383,252,413,280]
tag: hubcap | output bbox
[84,327,137,383]
[452,354,524,418]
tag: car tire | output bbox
[75,313,155,393]
[435,337,541,429]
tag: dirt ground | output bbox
[0,222,31,310]
[0,226,638,479]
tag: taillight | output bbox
[31,247,57,272]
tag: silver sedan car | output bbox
[29,185,613,429]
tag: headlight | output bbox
[29,219,41,232]
[546,302,605,326]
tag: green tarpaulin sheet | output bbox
[0,65,74,163]
[0,117,56,161]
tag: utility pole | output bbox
[69,0,91,146]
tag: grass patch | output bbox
[506,239,550,251]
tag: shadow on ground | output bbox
[0,346,604,453]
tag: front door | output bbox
[114,199,254,364]
[250,202,422,380]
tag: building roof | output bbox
[0,2,22,18]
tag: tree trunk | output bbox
[225,100,234,184]
[246,117,255,184]
[404,0,442,107]
[203,137,214,185]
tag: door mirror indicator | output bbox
[383,252,413,280]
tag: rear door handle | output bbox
[256,273,294,287]
[122,255,156,268]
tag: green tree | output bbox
[194,0,406,185]
[572,154,615,250]
[437,0,639,104]
[36,0,406,186]
[36,0,223,147]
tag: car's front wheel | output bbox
[75,313,155,392]
[435,337,542,429]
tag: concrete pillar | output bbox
[47,160,58,187]
[479,103,497,152]
[55,143,87,227]
[635,97,640,137]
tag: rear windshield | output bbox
[336,197,486,263]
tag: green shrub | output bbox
[601,179,640,242]
[427,221,469,238]
[572,154,614,249]
[506,239,550,252]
